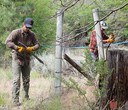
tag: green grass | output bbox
[0,92,9,105]
[30,70,42,79]
[42,97,63,110]
[0,67,12,80]
[21,96,63,110]
[0,67,43,80]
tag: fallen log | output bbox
[64,53,93,80]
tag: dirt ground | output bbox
[0,73,96,110]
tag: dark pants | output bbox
[12,54,30,104]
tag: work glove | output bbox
[26,46,35,53]
[106,33,115,43]
[109,33,115,39]
[17,46,26,53]
[106,38,114,43]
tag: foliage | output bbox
[22,96,62,110]
[29,0,56,47]
[0,0,16,42]
[10,0,56,51]
[63,1,94,36]
[0,0,57,63]
[0,68,12,80]
[62,77,95,110]
[94,0,128,39]
[0,92,9,105]
[0,0,127,62]
[81,48,111,108]
[62,77,87,96]
[59,0,128,42]
[42,97,62,110]
[83,49,110,83]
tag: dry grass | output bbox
[0,50,97,109]
[61,76,96,110]
[0,68,54,109]
[0,67,96,110]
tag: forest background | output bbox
[0,0,127,64]
[0,0,127,109]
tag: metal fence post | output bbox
[93,8,104,60]
[54,9,63,95]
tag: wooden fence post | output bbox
[107,49,128,108]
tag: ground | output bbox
[0,68,96,110]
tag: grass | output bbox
[0,92,9,105]
[0,67,12,80]
[0,67,46,109]
[30,69,43,79]
[0,67,96,110]
[42,97,63,110]
[0,50,98,110]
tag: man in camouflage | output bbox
[5,18,40,106]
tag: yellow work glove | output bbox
[106,38,114,43]
[109,33,115,40]
[17,46,25,53]
[26,46,35,53]
[107,33,115,43]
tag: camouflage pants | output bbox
[12,58,30,103]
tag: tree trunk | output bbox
[107,49,128,108]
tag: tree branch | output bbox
[63,2,128,43]
[63,0,80,12]
[100,2,128,21]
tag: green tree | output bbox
[0,0,16,42]
[95,0,128,39]
[12,0,56,51]
[30,0,56,49]
[0,0,57,66]
[0,0,16,67]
